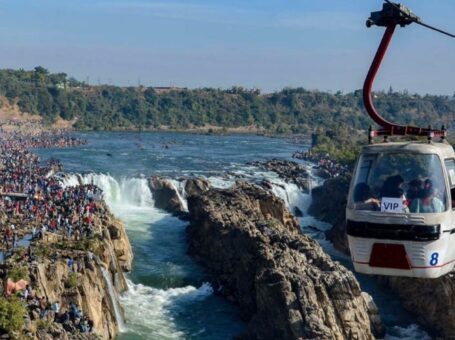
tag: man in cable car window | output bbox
[379,175,410,213]
[409,186,444,213]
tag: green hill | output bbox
[1,67,454,133]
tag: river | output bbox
[35,132,430,340]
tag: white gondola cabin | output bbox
[346,141,455,278]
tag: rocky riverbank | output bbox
[186,180,380,339]
[308,175,351,254]
[1,201,133,339]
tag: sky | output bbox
[0,0,454,94]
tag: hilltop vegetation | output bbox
[1,67,455,133]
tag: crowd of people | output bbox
[293,150,350,178]
[0,127,103,334]
[20,286,95,333]
[0,134,100,249]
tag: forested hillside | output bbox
[1,67,454,133]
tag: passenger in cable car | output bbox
[409,186,445,213]
[380,174,410,212]
[380,174,405,198]
[353,182,380,210]
[407,179,422,201]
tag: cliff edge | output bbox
[1,201,133,339]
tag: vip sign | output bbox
[381,197,403,213]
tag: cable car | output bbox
[346,2,455,278]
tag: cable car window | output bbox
[352,153,447,213]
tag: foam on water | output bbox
[207,176,235,189]
[119,279,213,339]
[385,324,432,340]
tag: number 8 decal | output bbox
[430,252,439,266]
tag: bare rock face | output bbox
[308,175,351,254]
[184,178,210,197]
[248,159,311,193]
[187,182,376,340]
[148,176,186,216]
[97,207,134,272]
[379,274,455,339]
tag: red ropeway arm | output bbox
[363,24,446,139]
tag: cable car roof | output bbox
[361,141,455,158]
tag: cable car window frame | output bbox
[444,159,455,209]
[351,151,448,213]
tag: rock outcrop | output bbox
[184,177,210,197]
[248,159,311,192]
[148,176,186,216]
[308,175,351,254]
[187,182,376,339]
[378,274,455,338]
[3,202,133,339]
[99,205,133,272]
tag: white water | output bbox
[119,279,213,339]
[101,266,126,331]
[386,324,432,340]
[169,179,188,212]
[269,179,310,213]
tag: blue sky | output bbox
[0,0,454,93]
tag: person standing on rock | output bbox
[77,257,82,272]
[4,225,12,249]
[2,225,9,248]
[39,296,47,319]
[12,228,17,249]
[68,257,74,273]
[40,224,46,240]
[52,301,60,321]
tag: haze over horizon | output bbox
[1,0,454,94]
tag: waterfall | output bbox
[101,266,126,332]
[106,243,121,291]
[169,179,188,211]
[61,174,154,209]
[269,179,311,215]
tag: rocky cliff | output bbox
[308,175,351,254]
[148,176,186,216]
[148,176,211,217]
[2,202,133,339]
[187,182,376,339]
